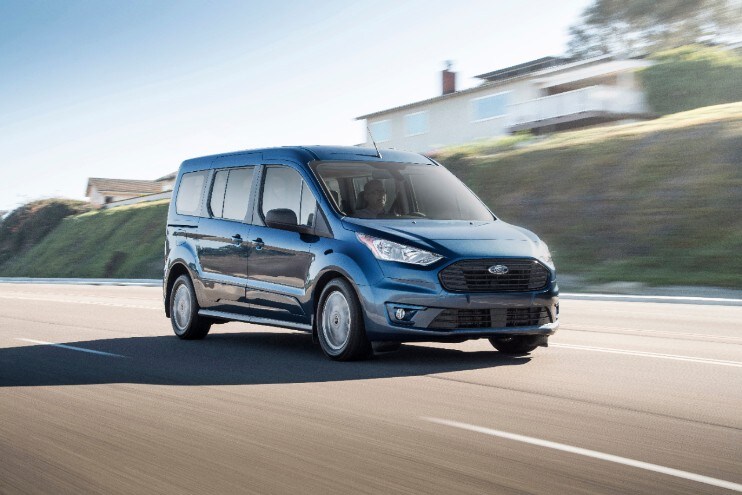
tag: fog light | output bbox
[386,303,423,325]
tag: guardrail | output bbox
[1,278,740,305]
[0,278,161,286]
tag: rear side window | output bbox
[222,168,255,221]
[209,170,229,217]
[175,171,208,216]
[261,166,316,227]
[209,167,255,222]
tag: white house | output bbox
[357,55,653,153]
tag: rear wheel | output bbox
[489,335,540,355]
[317,279,372,361]
[170,275,211,340]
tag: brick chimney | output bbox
[441,61,456,95]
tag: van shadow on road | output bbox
[0,331,530,387]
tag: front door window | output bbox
[260,166,316,227]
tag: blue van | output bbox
[164,146,558,360]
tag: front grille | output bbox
[439,259,549,292]
[428,307,552,331]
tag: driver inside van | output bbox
[354,179,387,218]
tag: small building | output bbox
[357,55,653,153]
[85,178,168,208]
[155,171,177,191]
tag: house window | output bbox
[369,120,391,143]
[472,92,509,121]
[404,111,429,136]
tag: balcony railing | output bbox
[507,85,648,128]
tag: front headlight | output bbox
[357,233,443,266]
[535,241,554,268]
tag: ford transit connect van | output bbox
[164,146,558,360]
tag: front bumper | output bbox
[356,276,560,342]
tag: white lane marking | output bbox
[16,338,126,358]
[551,343,742,368]
[423,417,742,492]
[0,294,159,310]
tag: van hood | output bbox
[342,218,545,260]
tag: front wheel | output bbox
[170,275,211,340]
[317,279,372,361]
[489,335,540,355]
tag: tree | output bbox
[567,0,742,58]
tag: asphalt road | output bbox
[0,283,740,494]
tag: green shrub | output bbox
[0,199,90,267]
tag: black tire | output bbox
[316,278,372,361]
[170,275,211,340]
[489,335,539,355]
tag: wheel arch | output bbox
[164,262,191,318]
[311,269,362,342]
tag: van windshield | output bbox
[311,162,495,221]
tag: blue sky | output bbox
[0,0,591,211]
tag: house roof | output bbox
[156,171,177,182]
[356,54,629,120]
[86,178,163,197]
[474,56,567,82]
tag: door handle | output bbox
[231,234,242,245]
[253,237,264,251]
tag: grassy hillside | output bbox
[641,45,742,115]
[1,103,740,287]
[434,103,742,287]
[0,200,168,278]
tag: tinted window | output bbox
[261,167,316,227]
[311,162,494,221]
[175,171,208,216]
[222,168,255,221]
[209,170,229,217]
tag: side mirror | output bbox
[265,208,313,234]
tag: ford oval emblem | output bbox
[488,264,509,275]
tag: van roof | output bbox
[180,146,434,171]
